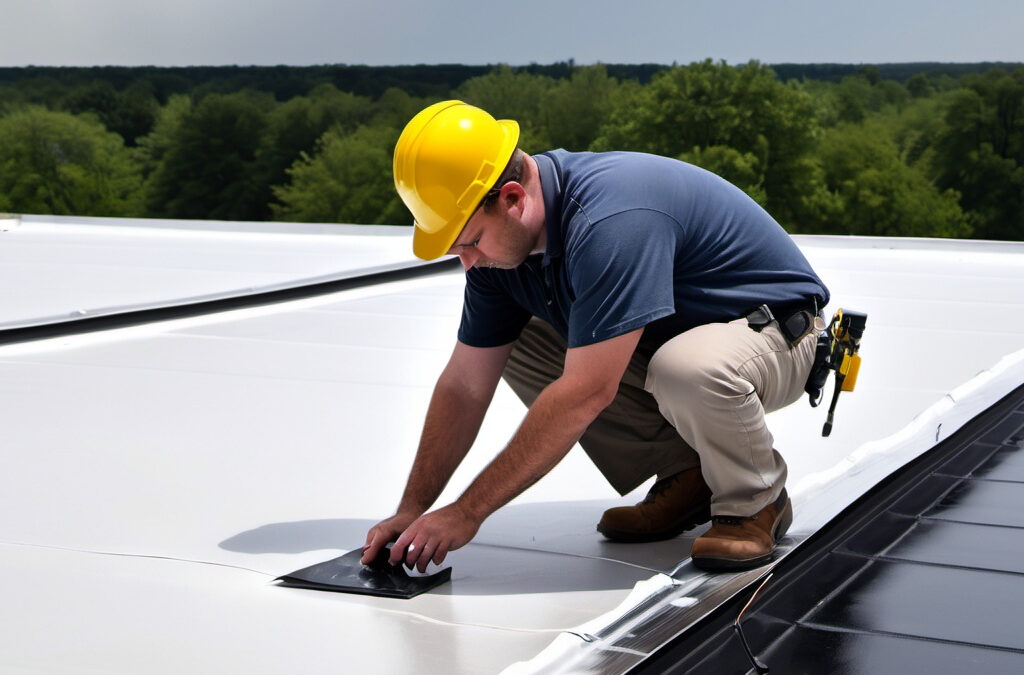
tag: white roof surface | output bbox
[1,216,1023,673]
[0,214,417,330]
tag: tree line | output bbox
[0,60,1021,241]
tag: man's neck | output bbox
[520,154,547,254]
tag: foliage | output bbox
[256,85,377,214]
[271,125,408,225]
[593,60,834,230]
[933,68,1024,240]
[369,87,434,129]
[142,91,272,220]
[136,94,193,177]
[538,65,623,150]
[816,74,909,125]
[4,62,1008,100]
[818,122,969,237]
[62,80,159,145]
[0,106,140,216]
[0,62,1022,240]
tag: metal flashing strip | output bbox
[628,380,1024,674]
[0,257,460,346]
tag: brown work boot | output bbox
[597,467,712,542]
[690,489,793,571]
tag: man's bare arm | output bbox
[394,328,643,571]
[361,340,513,564]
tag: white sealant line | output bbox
[467,540,673,575]
[0,540,573,636]
[0,539,271,576]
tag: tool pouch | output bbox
[805,332,833,406]
[809,309,868,436]
[780,309,815,344]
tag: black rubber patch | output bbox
[275,546,452,599]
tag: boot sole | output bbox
[691,498,793,572]
[596,503,712,543]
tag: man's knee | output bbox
[645,323,749,402]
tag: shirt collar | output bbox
[534,152,565,267]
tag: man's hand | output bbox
[360,341,511,568]
[359,330,639,573]
[361,512,420,566]
[390,502,481,573]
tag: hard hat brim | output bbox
[411,119,520,261]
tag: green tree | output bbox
[594,60,833,230]
[880,94,952,168]
[257,85,376,215]
[833,75,876,123]
[537,64,621,150]
[818,122,969,237]
[818,74,909,125]
[271,125,408,225]
[0,106,141,216]
[63,80,120,119]
[62,80,159,145]
[143,91,271,220]
[1,76,66,110]
[906,73,934,99]
[136,94,193,174]
[860,65,881,86]
[934,68,1024,240]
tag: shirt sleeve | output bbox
[457,268,533,348]
[566,210,678,347]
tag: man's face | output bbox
[447,206,538,271]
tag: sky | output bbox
[2,0,1023,67]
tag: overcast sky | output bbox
[3,0,1023,67]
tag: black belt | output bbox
[745,298,822,344]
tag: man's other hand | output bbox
[389,502,480,573]
[361,512,420,566]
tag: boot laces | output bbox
[643,474,679,504]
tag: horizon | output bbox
[3,1,1022,69]
[3,59,1022,70]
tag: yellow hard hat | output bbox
[393,100,520,260]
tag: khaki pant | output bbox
[502,317,817,516]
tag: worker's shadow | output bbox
[219,499,704,595]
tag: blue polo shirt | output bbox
[457,150,829,353]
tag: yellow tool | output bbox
[806,309,867,436]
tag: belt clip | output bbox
[747,304,774,332]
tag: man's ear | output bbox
[499,181,526,216]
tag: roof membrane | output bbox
[1,219,1022,673]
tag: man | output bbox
[362,100,829,573]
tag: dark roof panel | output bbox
[762,626,1024,673]
[633,382,1024,674]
